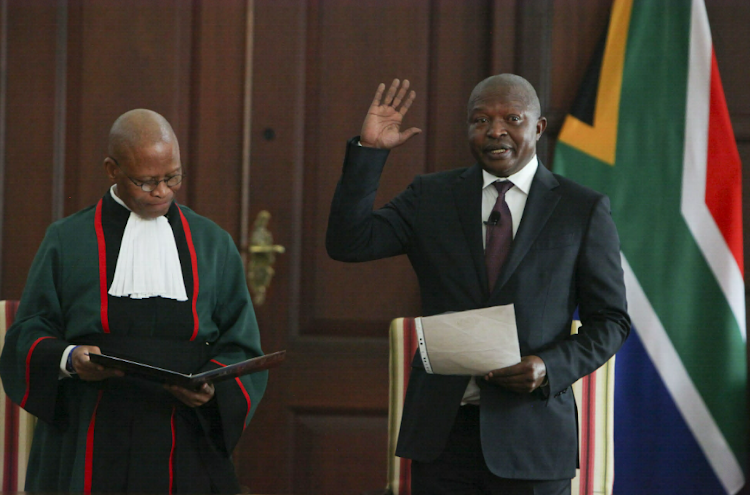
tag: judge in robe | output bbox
[0,109,267,493]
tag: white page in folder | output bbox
[415,304,521,375]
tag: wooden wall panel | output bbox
[66,0,193,215]
[427,0,491,175]
[293,413,388,494]
[186,0,247,239]
[239,2,426,491]
[303,0,429,336]
[2,1,57,299]
[245,0,305,341]
[706,0,750,121]
[284,340,389,411]
[236,1,307,491]
[489,0,517,76]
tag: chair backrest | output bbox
[0,300,36,492]
[570,320,615,495]
[385,318,615,495]
[385,318,417,495]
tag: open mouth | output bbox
[486,145,512,158]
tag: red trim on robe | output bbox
[20,336,55,408]
[84,391,104,494]
[169,407,176,494]
[94,199,110,333]
[176,205,200,341]
[210,359,252,429]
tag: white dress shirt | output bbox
[463,156,539,404]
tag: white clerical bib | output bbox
[108,185,188,301]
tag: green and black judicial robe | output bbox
[0,191,267,493]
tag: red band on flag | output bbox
[705,48,744,276]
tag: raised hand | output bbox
[360,79,422,149]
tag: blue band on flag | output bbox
[614,328,725,494]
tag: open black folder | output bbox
[89,350,286,391]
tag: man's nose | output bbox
[151,180,170,197]
[486,120,507,138]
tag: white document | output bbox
[415,304,521,375]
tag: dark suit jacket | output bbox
[326,138,630,480]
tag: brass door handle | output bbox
[247,210,285,305]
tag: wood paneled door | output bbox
[238,1,620,493]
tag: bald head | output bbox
[467,74,541,120]
[466,73,547,177]
[104,109,183,218]
[108,109,179,164]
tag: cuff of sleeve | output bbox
[59,345,78,378]
[538,376,550,399]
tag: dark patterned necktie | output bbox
[485,180,514,292]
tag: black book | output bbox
[89,350,286,391]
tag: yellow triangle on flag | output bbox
[558,0,633,166]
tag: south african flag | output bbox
[553,0,746,493]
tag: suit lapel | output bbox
[492,163,560,294]
[452,164,489,298]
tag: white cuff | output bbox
[59,345,77,378]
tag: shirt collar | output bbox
[110,185,131,211]
[481,155,539,195]
[110,184,175,219]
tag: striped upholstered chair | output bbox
[569,320,615,495]
[384,318,615,495]
[0,300,36,491]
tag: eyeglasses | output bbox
[109,156,184,192]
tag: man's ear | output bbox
[536,117,548,139]
[104,157,117,181]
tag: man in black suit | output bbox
[326,75,630,495]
